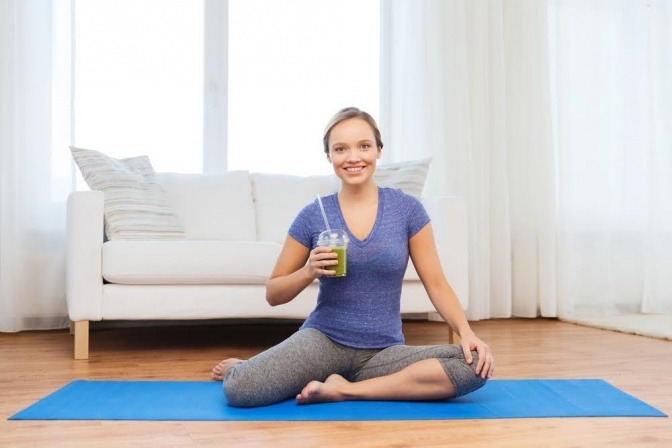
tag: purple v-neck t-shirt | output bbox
[288,187,431,349]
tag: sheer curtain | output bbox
[381,0,671,319]
[550,0,672,316]
[0,0,74,332]
[381,0,554,320]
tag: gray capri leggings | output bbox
[223,328,486,407]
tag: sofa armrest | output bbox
[66,191,104,321]
[422,195,469,310]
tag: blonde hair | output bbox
[322,107,383,154]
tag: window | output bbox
[73,0,379,179]
[74,0,203,174]
[228,0,380,175]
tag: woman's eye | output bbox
[361,144,370,150]
[333,147,345,153]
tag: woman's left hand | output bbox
[459,332,494,379]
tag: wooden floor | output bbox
[1,318,670,447]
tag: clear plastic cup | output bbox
[318,229,349,277]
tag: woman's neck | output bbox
[338,181,378,206]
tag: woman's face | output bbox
[327,118,381,187]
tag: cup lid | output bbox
[318,229,349,243]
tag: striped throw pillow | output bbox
[374,158,431,199]
[70,146,185,240]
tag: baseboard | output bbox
[560,313,672,341]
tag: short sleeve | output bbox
[288,202,318,249]
[405,194,431,238]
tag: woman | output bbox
[212,107,494,407]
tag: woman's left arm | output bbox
[409,223,494,379]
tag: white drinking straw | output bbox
[316,194,331,232]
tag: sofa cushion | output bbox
[102,240,282,285]
[156,171,256,241]
[252,173,340,244]
[70,146,185,240]
[374,158,431,199]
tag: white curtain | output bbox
[0,0,73,332]
[550,0,672,316]
[381,0,672,319]
[2,0,669,332]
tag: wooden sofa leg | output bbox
[448,329,461,345]
[73,320,90,360]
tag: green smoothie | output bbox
[318,229,349,277]
[331,246,347,277]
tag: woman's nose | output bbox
[346,148,361,161]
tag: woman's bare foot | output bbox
[211,358,243,381]
[296,374,351,405]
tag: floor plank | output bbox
[1,318,670,447]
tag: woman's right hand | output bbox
[305,246,339,279]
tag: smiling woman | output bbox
[210,107,493,408]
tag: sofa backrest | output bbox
[251,173,340,244]
[156,168,431,246]
[155,171,339,243]
[156,171,257,241]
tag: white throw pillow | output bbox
[252,173,340,244]
[374,158,431,199]
[70,146,185,240]
[156,171,257,241]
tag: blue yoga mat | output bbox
[9,379,666,421]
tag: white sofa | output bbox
[66,171,469,359]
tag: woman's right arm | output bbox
[266,236,338,306]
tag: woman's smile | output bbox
[344,165,365,173]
